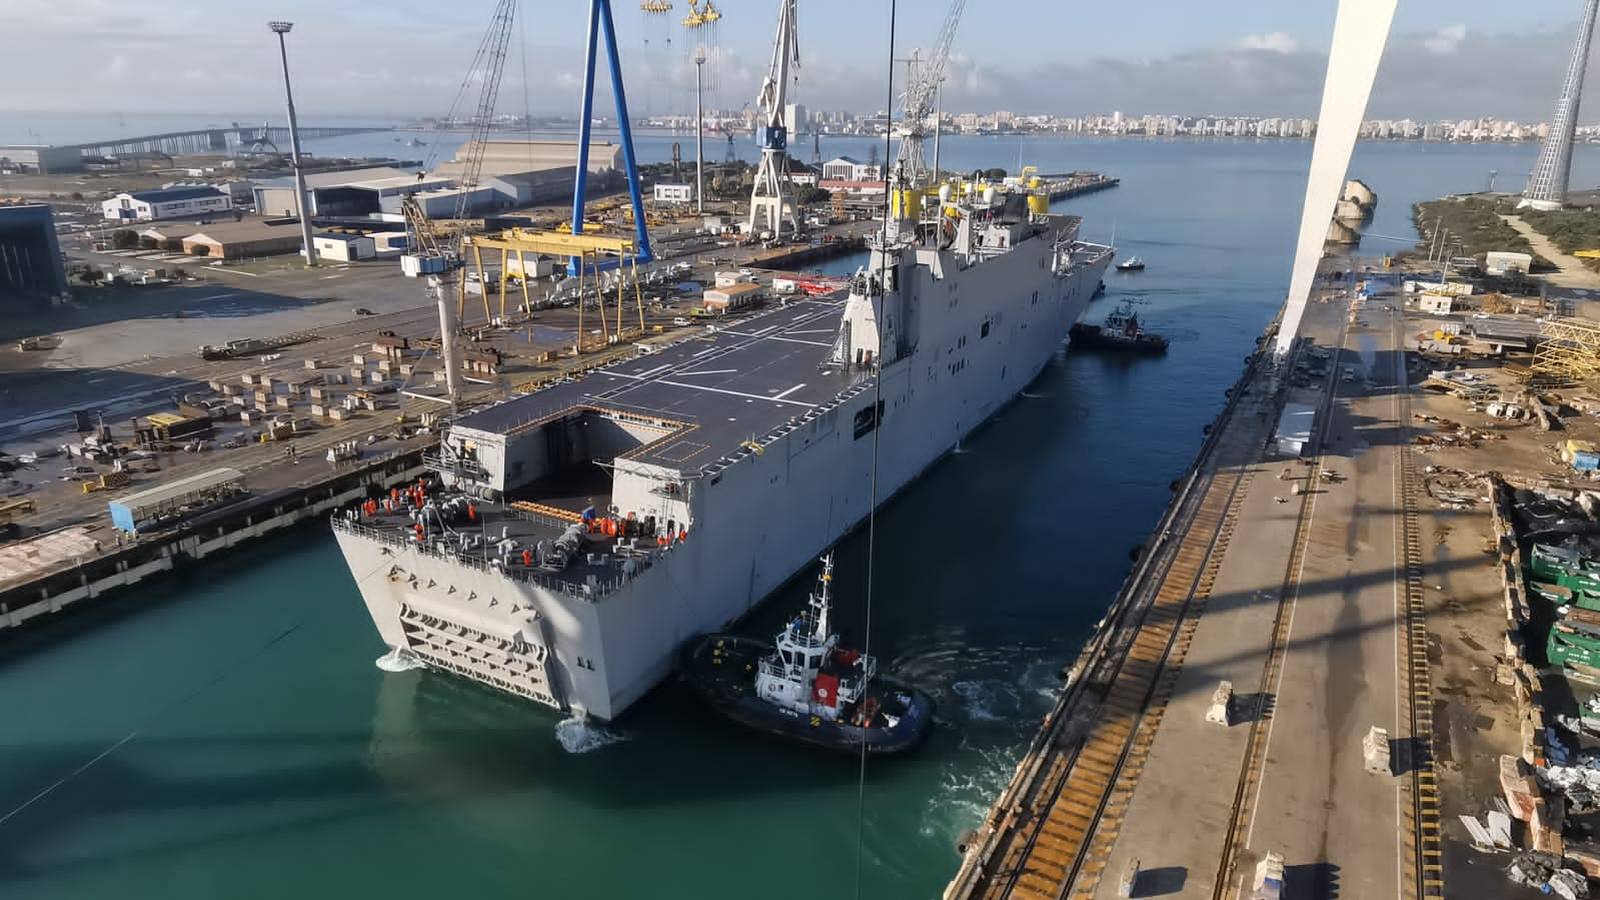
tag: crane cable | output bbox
[853,0,898,896]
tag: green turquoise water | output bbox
[4,138,1596,898]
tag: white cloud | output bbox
[1236,32,1301,54]
[1423,24,1468,55]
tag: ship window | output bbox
[981,321,991,339]
[852,401,885,440]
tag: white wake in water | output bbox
[555,714,628,754]
[374,648,426,673]
[1020,391,1051,399]
[951,680,1021,723]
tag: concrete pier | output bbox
[947,278,1442,899]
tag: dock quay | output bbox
[947,274,1451,898]
[0,446,430,631]
[1042,174,1120,202]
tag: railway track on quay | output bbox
[952,292,1445,900]
[948,340,1273,900]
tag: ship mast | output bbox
[809,553,834,644]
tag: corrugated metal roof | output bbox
[127,186,228,203]
[110,467,244,513]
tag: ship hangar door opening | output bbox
[510,408,668,513]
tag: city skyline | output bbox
[5,1,1600,126]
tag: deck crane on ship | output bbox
[747,0,801,241]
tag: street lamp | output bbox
[269,21,318,267]
[694,47,706,214]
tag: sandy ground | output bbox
[1501,215,1600,291]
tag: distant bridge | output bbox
[62,124,392,159]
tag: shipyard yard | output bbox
[15,0,1600,897]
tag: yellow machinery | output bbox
[0,497,35,529]
[1575,249,1600,260]
[461,229,648,353]
[1532,316,1600,381]
[681,0,721,27]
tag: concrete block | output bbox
[1363,725,1391,775]
[1206,680,1234,726]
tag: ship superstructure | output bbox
[332,188,1113,720]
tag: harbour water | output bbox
[5,137,1600,898]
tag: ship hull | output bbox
[335,228,1112,721]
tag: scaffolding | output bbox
[1532,316,1600,381]
[460,229,647,353]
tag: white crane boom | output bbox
[894,0,965,187]
[748,0,801,239]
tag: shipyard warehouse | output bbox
[0,199,67,299]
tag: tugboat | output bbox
[1069,299,1169,353]
[682,555,934,755]
[1116,255,1146,272]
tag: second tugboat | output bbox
[1070,299,1169,354]
[683,555,933,754]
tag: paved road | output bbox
[1076,291,1409,898]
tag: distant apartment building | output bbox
[101,186,232,222]
[653,183,694,204]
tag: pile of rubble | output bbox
[1422,465,1489,508]
[1413,413,1505,450]
[1508,850,1591,898]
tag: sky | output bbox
[2,0,1599,123]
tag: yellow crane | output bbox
[461,229,648,352]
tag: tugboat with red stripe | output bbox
[682,555,933,755]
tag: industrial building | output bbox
[181,219,306,259]
[252,167,450,218]
[368,231,409,257]
[432,139,623,179]
[0,144,84,174]
[0,200,68,299]
[821,156,880,182]
[101,186,232,222]
[654,183,695,204]
[431,139,626,208]
[1486,251,1534,276]
[312,232,377,262]
[108,467,245,534]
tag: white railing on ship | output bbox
[330,516,661,600]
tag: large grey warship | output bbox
[332,193,1113,720]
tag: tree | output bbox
[797,185,832,206]
[982,167,1007,180]
[162,238,184,253]
[79,267,104,285]
[69,191,84,201]
[138,235,159,250]
[111,229,138,250]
